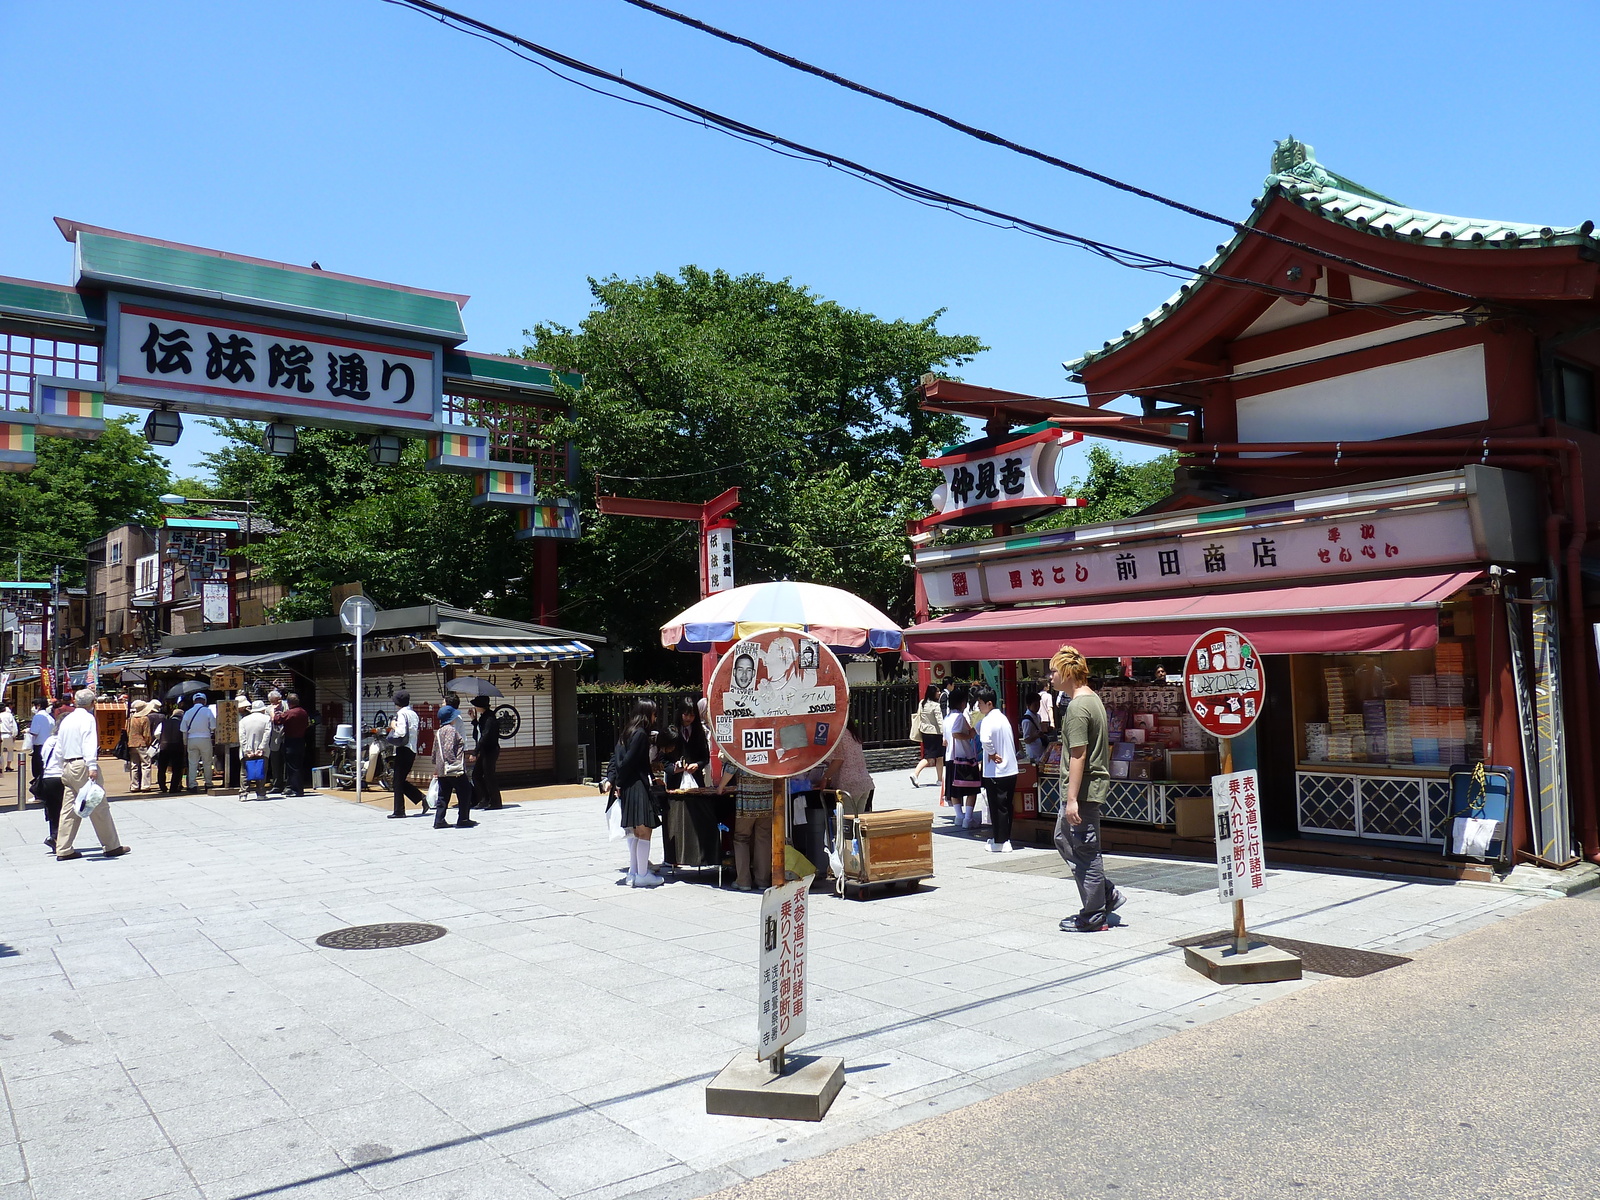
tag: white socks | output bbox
[962,802,975,829]
[631,834,651,878]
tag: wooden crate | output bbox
[846,809,933,885]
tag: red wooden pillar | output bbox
[533,539,559,626]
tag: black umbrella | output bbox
[444,677,503,697]
[164,679,212,701]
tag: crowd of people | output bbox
[381,691,504,828]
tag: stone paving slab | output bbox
[0,769,1544,1199]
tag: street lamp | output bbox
[368,435,404,466]
[144,409,183,446]
[263,423,298,456]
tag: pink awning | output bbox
[901,571,1479,661]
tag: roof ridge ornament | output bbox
[1266,136,1398,205]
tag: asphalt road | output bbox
[708,890,1600,1200]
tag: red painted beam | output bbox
[596,495,705,521]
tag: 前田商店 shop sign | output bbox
[105,296,440,432]
[921,425,1082,528]
[921,503,1478,609]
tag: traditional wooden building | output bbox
[904,139,1600,874]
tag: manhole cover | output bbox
[315,923,447,950]
[1170,930,1410,978]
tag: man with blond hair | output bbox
[1050,645,1122,932]
[55,688,129,861]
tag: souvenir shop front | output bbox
[903,467,1556,872]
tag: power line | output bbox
[380,0,1486,319]
[618,0,1490,307]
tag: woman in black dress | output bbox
[611,699,664,888]
[667,698,710,790]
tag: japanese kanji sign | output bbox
[921,427,1081,528]
[705,521,735,595]
[107,297,439,431]
[707,627,848,779]
[1183,627,1264,738]
[757,877,809,1060]
[921,503,1477,610]
[1212,768,1267,903]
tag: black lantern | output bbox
[143,409,182,447]
[368,434,404,466]
[262,423,298,456]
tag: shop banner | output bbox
[202,582,231,627]
[1213,769,1267,903]
[923,503,1478,610]
[757,877,809,1060]
[921,428,1079,527]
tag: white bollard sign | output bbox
[756,877,809,1060]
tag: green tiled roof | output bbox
[443,350,582,394]
[74,229,468,342]
[1066,138,1600,376]
[0,276,100,331]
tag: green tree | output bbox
[525,266,984,678]
[201,422,530,622]
[1046,444,1177,528]
[0,417,171,584]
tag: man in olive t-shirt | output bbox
[1051,645,1123,932]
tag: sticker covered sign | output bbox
[1182,626,1265,739]
[706,627,849,779]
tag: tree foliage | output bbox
[1045,444,1177,528]
[525,266,984,679]
[0,417,171,584]
[201,422,530,622]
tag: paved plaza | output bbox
[0,771,1550,1200]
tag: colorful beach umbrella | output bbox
[660,581,903,654]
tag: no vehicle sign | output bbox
[1183,626,1264,738]
[706,626,849,779]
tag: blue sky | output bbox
[5,1,1599,483]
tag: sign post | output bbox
[1180,627,1301,985]
[339,595,378,806]
[704,627,848,1120]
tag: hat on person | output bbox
[251,699,266,713]
[236,696,251,710]
[193,693,207,705]
[437,704,458,724]
[472,695,491,710]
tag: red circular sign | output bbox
[1182,627,1265,739]
[706,628,850,778]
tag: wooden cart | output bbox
[835,795,934,900]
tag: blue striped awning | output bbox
[423,639,592,666]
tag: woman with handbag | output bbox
[908,684,945,791]
[611,699,664,887]
[944,681,984,830]
[238,699,272,802]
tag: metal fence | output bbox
[578,681,921,764]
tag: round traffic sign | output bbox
[339,594,378,637]
[1182,627,1265,739]
[706,627,850,779]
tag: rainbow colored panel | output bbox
[37,386,102,419]
[431,432,488,460]
[518,500,579,536]
[478,470,534,496]
[0,425,35,453]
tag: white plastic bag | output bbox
[425,777,440,809]
[605,797,624,840]
[1453,815,1497,858]
[73,780,106,819]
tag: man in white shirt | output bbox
[386,691,429,818]
[0,703,18,772]
[974,684,1019,853]
[180,691,216,793]
[28,697,52,784]
[54,688,128,861]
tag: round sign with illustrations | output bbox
[707,627,850,779]
[1183,627,1265,739]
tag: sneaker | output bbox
[908,774,919,788]
[986,839,1002,853]
[631,871,665,888]
[1107,888,1127,913]
[1059,915,1109,933]
[999,841,1014,853]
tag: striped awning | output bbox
[423,639,592,666]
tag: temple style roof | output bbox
[1066,138,1599,376]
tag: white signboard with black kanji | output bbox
[757,877,809,1060]
[1213,768,1267,903]
[106,295,440,433]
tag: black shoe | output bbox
[387,813,407,820]
[433,822,449,830]
[43,838,55,851]
[455,820,478,828]
[1059,915,1109,933]
[103,846,131,859]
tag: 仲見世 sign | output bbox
[1212,768,1267,903]
[757,877,808,1059]
[707,627,848,779]
[107,297,439,432]
[921,427,1080,528]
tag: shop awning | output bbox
[423,639,593,666]
[901,571,1479,661]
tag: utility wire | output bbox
[618,0,1489,306]
[381,0,1487,318]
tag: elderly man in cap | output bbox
[238,698,272,802]
[180,691,216,793]
[55,688,129,861]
